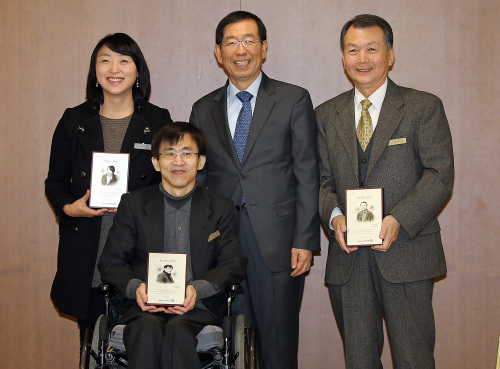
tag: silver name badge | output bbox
[134,143,152,150]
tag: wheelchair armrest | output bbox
[227,284,243,294]
[225,284,243,317]
[98,283,119,298]
[98,284,117,317]
[98,283,113,295]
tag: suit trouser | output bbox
[233,207,304,369]
[78,287,105,343]
[121,306,219,369]
[328,247,436,369]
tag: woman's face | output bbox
[95,45,138,101]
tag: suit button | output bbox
[361,158,367,163]
[72,227,79,233]
[240,174,246,180]
[360,181,366,187]
[235,205,240,211]
[144,127,150,134]
[77,126,84,134]
[80,171,86,178]
[141,173,147,180]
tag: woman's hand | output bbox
[62,190,109,218]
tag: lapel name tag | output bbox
[208,231,220,242]
[388,138,406,146]
[134,143,151,150]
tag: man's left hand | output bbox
[290,248,312,277]
[373,215,400,252]
[166,285,197,315]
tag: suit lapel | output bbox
[121,112,155,160]
[242,73,275,164]
[335,90,359,179]
[189,188,211,278]
[212,86,241,167]
[77,113,104,159]
[143,188,165,253]
[367,79,404,177]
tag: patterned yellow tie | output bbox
[357,99,373,151]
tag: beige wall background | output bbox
[0,0,498,368]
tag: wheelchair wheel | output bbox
[80,325,93,369]
[80,314,109,369]
[247,323,258,369]
[89,314,106,369]
[234,315,258,369]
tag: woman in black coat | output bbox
[45,33,172,344]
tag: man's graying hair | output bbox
[340,14,393,50]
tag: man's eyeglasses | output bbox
[220,40,263,49]
[159,151,200,160]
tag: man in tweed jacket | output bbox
[316,14,454,368]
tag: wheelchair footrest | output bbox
[110,325,126,352]
[196,325,224,352]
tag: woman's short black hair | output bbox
[86,33,151,104]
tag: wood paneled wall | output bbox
[0,1,498,367]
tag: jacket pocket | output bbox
[274,198,296,216]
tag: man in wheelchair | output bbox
[98,122,247,369]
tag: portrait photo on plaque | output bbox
[346,188,384,246]
[89,152,130,208]
[146,252,187,306]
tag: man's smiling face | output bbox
[342,25,394,98]
[215,19,268,91]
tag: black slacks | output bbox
[78,287,105,343]
[121,306,219,369]
[233,207,304,369]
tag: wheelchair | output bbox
[80,284,258,369]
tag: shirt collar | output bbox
[227,72,263,103]
[354,78,388,111]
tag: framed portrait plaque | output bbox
[346,188,384,246]
[146,253,187,306]
[89,152,130,208]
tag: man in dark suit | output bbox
[189,11,320,369]
[316,14,454,369]
[98,123,246,369]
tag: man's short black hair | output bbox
[151,122,207,158]
[215,11,267,45]
[107,165,115,173]
[340,14,393,50]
